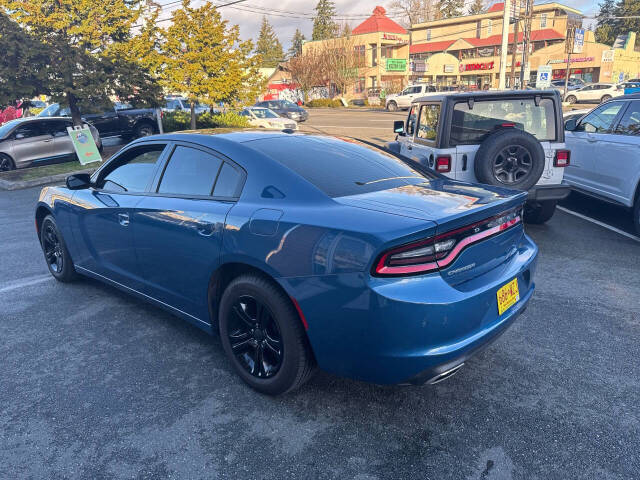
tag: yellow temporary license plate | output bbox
[497,278,520,315]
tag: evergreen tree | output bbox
[616,0,640,39]
[0,0,161,125]
[595,0,618,45]
[436,0,465,19]
[340,22,353,37]
[287,29,306,58]
[256,16,284,68]
[467,0,486,15]
[312,0,338,41]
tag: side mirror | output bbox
[15,133,25,139]
[564,118,577,131]
[394,120,405,134]
[66,173,92,190]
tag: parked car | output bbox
[619,81,640,95]
[563,94,640,233]
[163,97,211,115]
[387,90,571,224]
[564,83,622,104]
[38,102,159,139]
[385,84,437,111]
[238,107,297,130]
[254,100,308,122]
[551,78,586,92]
[36,131,537,394]
[0,117,101,171]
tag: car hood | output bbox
[335,178,526,228]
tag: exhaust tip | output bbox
[427,363,464,385]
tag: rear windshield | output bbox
[450,98,556,145]
[255,136,436,198]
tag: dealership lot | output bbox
[2,166,639,478]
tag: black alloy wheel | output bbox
[42,222,64,274]
[0,154,15,172]
[493,145,533,185]
[228,295,283,379]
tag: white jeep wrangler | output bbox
[385,84,437,112]
[387,90,571,223]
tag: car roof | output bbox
[413,89,560,103]
[615,93,640,100]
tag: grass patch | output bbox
[0,160,102,182]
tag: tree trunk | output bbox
[68,92,82,126]
[190,102,196,130]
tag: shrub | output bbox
[162,110,249,132]
[305,98,343,108]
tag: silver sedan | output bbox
[0,117,101,171]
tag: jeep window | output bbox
[406,105,418,136]
[416,104,440,142]
[450,98,556,145]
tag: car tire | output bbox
[0,153,15,172]
[134,123,155,138]
[218,275,316,395]
[524,200,557,224]
[40,215,77,282]
[600,94,612,103]
[474,129,546,191]
[387,101,398,112]
[566,95,577,105]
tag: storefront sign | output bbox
[478,47,494,57]
[602,50,615,62]
[386,58,407,72]
[411,60,427,72]
[459,61,494,72]
[443,64,455,73]
[548,57,594,64]
[382,33,403,41]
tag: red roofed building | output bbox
[409,2,593,89]
[302,6,411,100]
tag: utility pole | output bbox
[519,0,533,87]
[498,0,511,90]
[564,27,575,98]
[509,4,520,89]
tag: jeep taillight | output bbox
[373,206,523,277]
[436,155,451,173]
[554,150,570,167]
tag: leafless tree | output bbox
[388,0,437,27]
[320,35,362,99]
[289,47,325,101]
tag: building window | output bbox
[540,13,547,28]
[370,76,377,89]
[354,77,365,94]
[487,19,492,35]
[371,44,377,66]
[426,29,431,41]
[354,45,366,67]
[476,21,481,38]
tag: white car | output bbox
[386,84,437,111]
[239,107,298,130]
[564,83,623,105]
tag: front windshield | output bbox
[0,120,20,138]
[251,108,279,119]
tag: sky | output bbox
[157,0,600,49]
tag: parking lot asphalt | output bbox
[2,176,639,478]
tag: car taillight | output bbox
[373,206,523,277]
[435,155,451,173]
[554,150,570,167]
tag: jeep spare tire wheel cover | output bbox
[474,129,545,191]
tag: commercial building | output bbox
[302,6,410,97]
[409,2,585,88]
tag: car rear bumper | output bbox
[288,234,538,385]
[527,184,571,202]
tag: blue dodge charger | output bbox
[36,131,537,395]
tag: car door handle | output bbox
[407,144,413,150]
[43,138,53,143]
[118,213,130,226]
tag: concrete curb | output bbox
[0,167,96,191]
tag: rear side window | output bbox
[158,146,222,196]
[579,102,624,133]
[406,105,417,136]
[256,137,436,198]
[47,120,72,137]
[100,145,165,193]
[212,162,242,197]
[615,102,640,135]
[450,98,556,145]
[417,104,440,142]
